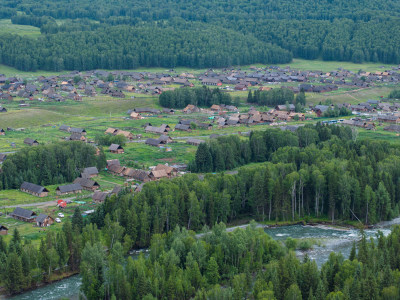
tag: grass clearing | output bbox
[0,19,41,38]
[277,58,397,73]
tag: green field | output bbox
[277,59,396,73]
[0,19,41,38]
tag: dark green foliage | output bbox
[323,106,352,118]
[388,90,400,99]
[0,0,398,71]
[159,86,232,108]
[247,88,295,106]
[0,141,106,189]
[95,134,127,147]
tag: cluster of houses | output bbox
[8,207,54,228]
[19,167,101,199]
[0,63,398,104]
[106,159,178,183]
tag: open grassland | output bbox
[305,86,399,105]
[358,126,400,144]
[277,59,397,73]
[0,19,41,38]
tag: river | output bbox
[9,218,399,300]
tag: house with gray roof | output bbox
[36,214,54,227]
[20,182,49,197]
[10,207,37,222]
[56,183,83,195]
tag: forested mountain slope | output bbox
[0,0,399,70]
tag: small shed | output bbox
[0,225,8,235]
[36,214,54,227]
[109,144,124,154]
[24,138,39,146]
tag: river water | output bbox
[9,218,399,300]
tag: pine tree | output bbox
[206,257,220,285]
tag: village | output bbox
[0,62,400,244]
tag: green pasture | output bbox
[0,19,41,38]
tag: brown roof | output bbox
[150,169,168,179]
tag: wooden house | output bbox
[154,164,177,178]
[105,128,117,135]
[10,207,37,222]
[149,169,169,180]
[73,178,100,191]
[20,182,49,197]
[0,225,8,235]
[109,144,124,154]
[59,125,71,132]
[145,138,162,147]
[107,164,126,176]
[92,191,108,203]
[114,130,134,140]
[0,128,5,135]
[70,127,86,135]
[36,214,54,227]
[130,112,143,119]
[82,167,99,178]
[68,133,87,142]
[183,105,200,114]
[24,138,39,146]
[56,183,83,195]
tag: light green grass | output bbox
[277,58,397,73]
[305,86,399,105]
[0,19,41,38]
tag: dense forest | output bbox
[190,125,400,223]
[0,0,399,70]
[247,88,306,109]
[159,86,232,109]
[0,142,106,189]
[3,214,400,299]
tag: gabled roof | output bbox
[83,167,99,175]
[73,177,100,188]
[145,138,161,146]
[109,144,123,151]
[111,185,122,195]
[59,125,71,131]
[56,183,82,193]
[70,127,86,134]
[92,191,108,202]
[21,182,49,194]
[11,207,36,219]
[36,213,52,224]
[24,138,38,145]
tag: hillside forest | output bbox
[0,0,399,70]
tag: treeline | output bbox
[190,125,400,223]
[94,134,126,147]
[78,224,400,299]
[323,105,352,117]
[0,0,400,67]
[389,89,400,99]
[0,142,106,189]
[0,24,292,71]
[11,14,55,28]
[4,214,400,299]
[247,88,306,108]
[159,86,232,108]
[190,124,351,172]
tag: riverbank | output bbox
[0,270,79,298]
